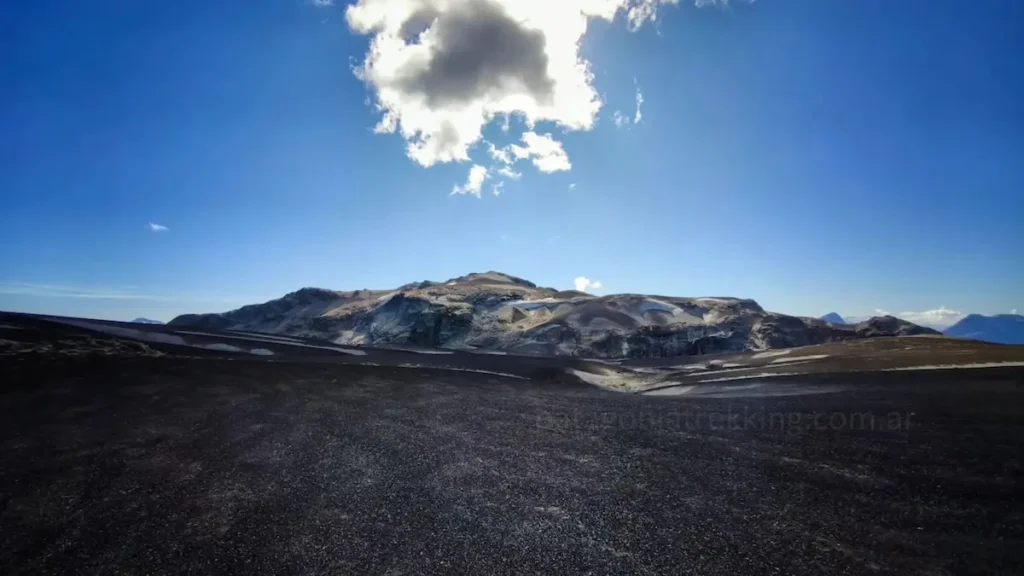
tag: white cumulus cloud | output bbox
[345,0,686,169]
[148,222,168,232]
[451,164,489,196]
[487,141,515,165]
[893,306,966,329]
[574,276,603,292]
[517,131,572,172]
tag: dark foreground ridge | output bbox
[1,313,1023,574]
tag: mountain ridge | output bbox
[168,272,938,358]
[943,314,1024,345]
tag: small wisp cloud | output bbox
[0,282,259,304]
[487,131,572,174]
[451,164,490,197]
[496,166,522,180]
[148,223,168,232]
[613,84,644,127]
[633,83,644,123]
[574,276,603,293]
[850,306,967,329]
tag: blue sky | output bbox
[1,0,1021,325]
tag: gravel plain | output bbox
[1,313,1022,574]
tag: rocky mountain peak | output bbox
[442,271,538,289]
[168,273,938,358]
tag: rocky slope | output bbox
[168,272,938,358]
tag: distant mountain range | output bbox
[943,314,1024,345]
[131,318,164,325]
[820,312,846,324]
[167,272,936,359]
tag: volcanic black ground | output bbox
[1,324,1023,574]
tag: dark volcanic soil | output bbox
[1,315,1023,574]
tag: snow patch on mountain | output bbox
[882,361,1024,371]
[753,349,791,359]
[770,354,830,364]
